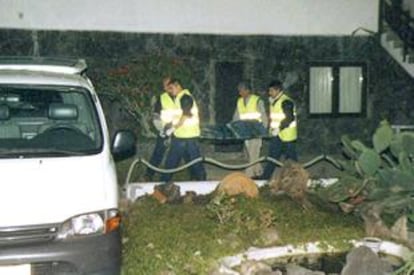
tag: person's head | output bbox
[268,80,283,98]
[237,82,251,98]
[167,78,183,96]
[162,76,173,94]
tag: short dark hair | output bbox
[237,81,251,91]
[268,80,283,90]
[168,78,181,86]
[162,75,172,81]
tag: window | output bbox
[308,63,367,117]
[0,85,102,153]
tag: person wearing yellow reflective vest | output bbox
[232,82,268,178]
[144,76,173,181]
[160,78,206,182]
[260,80,298,180]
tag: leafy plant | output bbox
[317,120,414,229]
[94,54,193,137]
[393,252,414,275]
[122,192,364,274]
[206,193,276,232]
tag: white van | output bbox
[0,57,136,275]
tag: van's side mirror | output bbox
[111,130,136,162]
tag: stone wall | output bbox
[1,29,413,155]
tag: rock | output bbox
[216,172,259,198]
[285,263,324,275]
[257,227,281,246]
[208,264,240,275]
[239,260,273,275]
[360,205,408,242]
[341,246,393,275]
[162,182,181,202]
[268,161,311,209]
[183,191,197,204]
[390,215,408,241]
[153,182,181,203]
[152,189,168,204]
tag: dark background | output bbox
[1,30,413,155]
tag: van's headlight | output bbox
[57,209,121,239]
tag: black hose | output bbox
[125,154,343,185]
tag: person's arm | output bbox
[180,94,194,117]
[152,96,163,132]
[280,100,295,130]
[257,98,268,128]
[232,98,240,121]
[153,96,162,114]
[175,94,194,129]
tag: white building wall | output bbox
[0,0,379,35]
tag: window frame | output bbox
[307,62,368,118]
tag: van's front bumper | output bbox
[0,229,121,275]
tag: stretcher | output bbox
[200,120,269,141]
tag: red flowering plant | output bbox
[95,55,192,138]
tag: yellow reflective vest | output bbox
[159,92,175,127]
[270,93,297,142]
[237,94,262,122]
[160,89,200,138]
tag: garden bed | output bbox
[121,185,365,274]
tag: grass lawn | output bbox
[120,185,365,275]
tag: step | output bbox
[386,31,400,42]
[381,33,414,77]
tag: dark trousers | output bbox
[145,136,167,181]
[160,137,207,182]
[262,136,298,180]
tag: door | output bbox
[214,62,244,152]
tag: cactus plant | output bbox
[357,148,381,176]
[315,120,414,236]
[372,120,393,153]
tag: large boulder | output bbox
[268,161,311,209]
[216,172,259,198]
[341,246,393,275]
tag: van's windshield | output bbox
[0,85,103,157]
